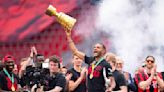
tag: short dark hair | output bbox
[98,43,106,51]
[36,54,44,61]
[62,66,67,69]
[145,55,155,61]
[49,55,60,68]
[97,43,106,55]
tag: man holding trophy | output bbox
[46,5,115,92]
[65,30,115,92]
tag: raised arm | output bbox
[18,46,37,78]
[65,30,85,60]
[156,73,164,91]
[138,67,155,90]
[139,74,153,90]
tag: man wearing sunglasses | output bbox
[134,56,164,92]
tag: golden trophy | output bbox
[46,5,77,31]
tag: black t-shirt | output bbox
[46,72,66,92]
[85,56,112,92]
[113,70,127,91]
[67,68,86,92]
[0,70,19,91]
[162,72,164,81]
[20,66,50,88]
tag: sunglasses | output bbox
[116,63,123,65]
[146,60,154,63]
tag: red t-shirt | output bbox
[134,69,162,92]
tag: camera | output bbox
[21,65,49,88]
[21,54,51,90]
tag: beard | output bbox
[5,61,14,72]
[93,52,102,58]
[6,65,14,72]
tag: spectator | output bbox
[116,57,137,92]
[61,66,68,75]
[0,55,20,91]
[19,57,29,78]
[13,64,18,75]
[19,46,46,91]
[134,55,164,92]
[19,46,37,78]
[32,55,66,92]
[67,55,87,92]
[105,53,127,92]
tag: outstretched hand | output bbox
[32,46,37,55]
[66,73,73,81]
[31,84,44,92]
[80,67,87,79]
[30,46,37,58]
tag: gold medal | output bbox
[90,73,93,79]
[11,84,15,91]
[89,58,104,79]
[90,62,94,79]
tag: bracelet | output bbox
[68,40,73,43]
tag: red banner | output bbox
[0,0,79,42]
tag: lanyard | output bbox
[91,57,104,73]
[3,68,14,84]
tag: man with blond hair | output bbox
[105,53,127,92]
